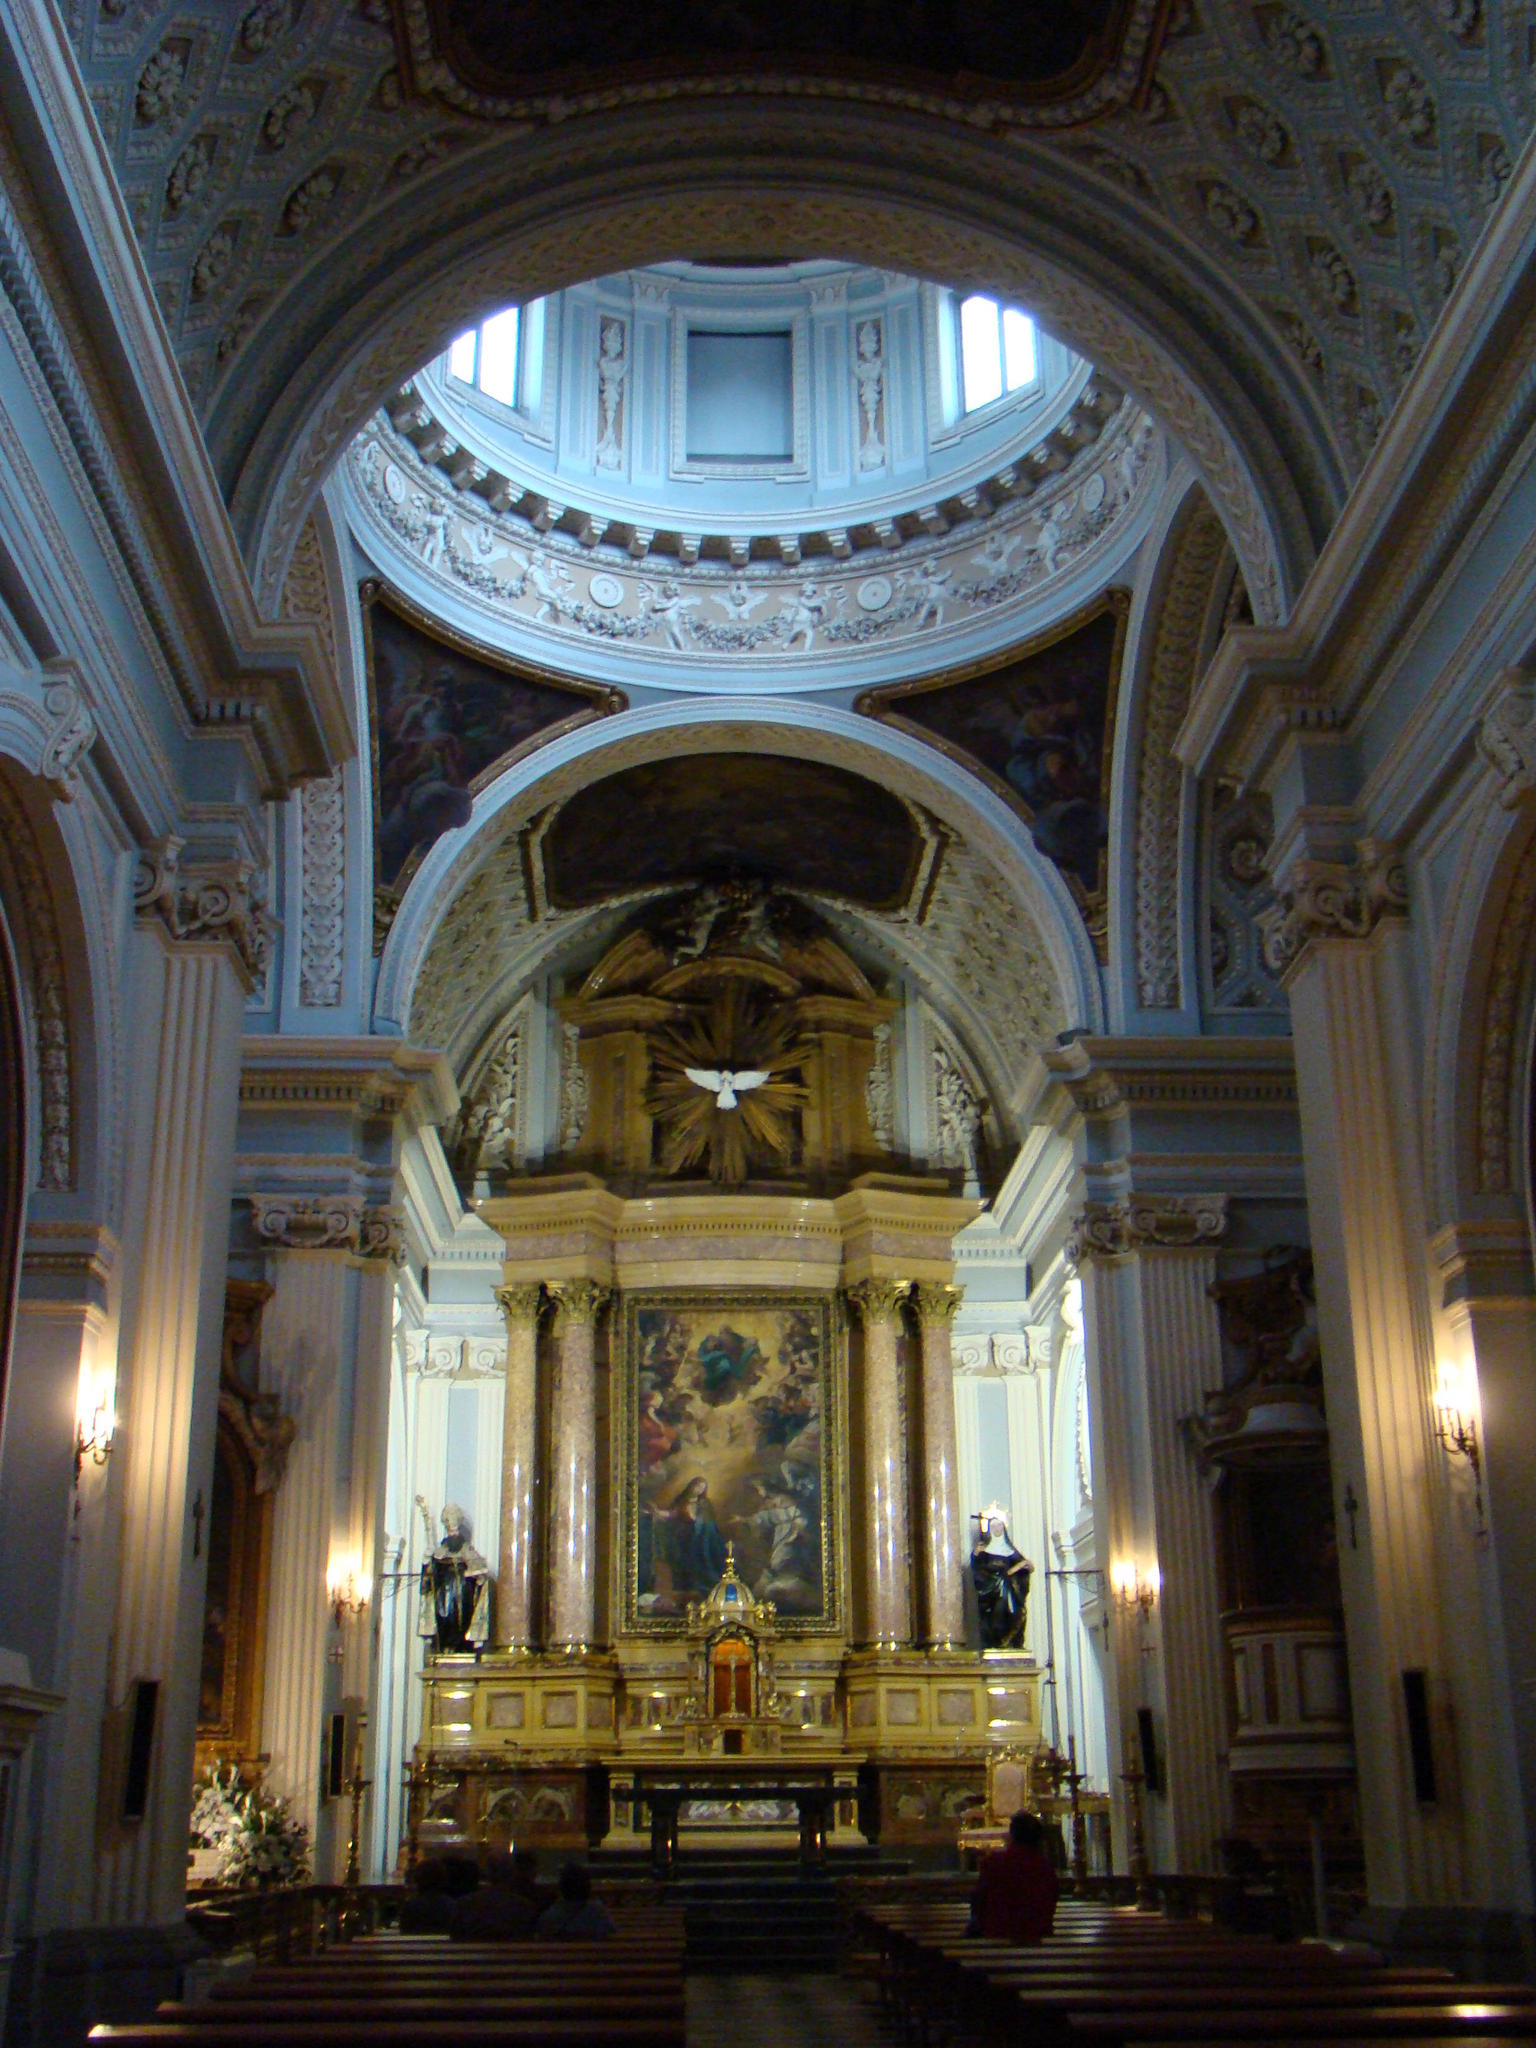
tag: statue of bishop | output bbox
[418,1502,490,1654]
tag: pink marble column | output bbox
[545,1280,608,1650]
[915,1282,965,1648]
[848,1278,912,1648]
[495,1283,544,1650]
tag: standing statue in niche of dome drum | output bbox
[970,1504,1033,1650]
[417,1500,490,1653]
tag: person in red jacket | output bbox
[970,1810,1060,1943]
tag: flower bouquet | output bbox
[188,1761,310,1889]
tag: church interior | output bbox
[0,0,1535,2041]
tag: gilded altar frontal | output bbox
[623,1292,840,1634]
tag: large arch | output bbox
[214,106,1345,628]
[373,698,1106,1121]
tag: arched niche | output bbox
[215,106,1342,627]
[373,700,1104,1130]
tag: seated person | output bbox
[450,1848,538,1940]
[510,1846,554,1918]
[969,1810,1059,1944]
[397,1856,455,1934]
[537,1860,616,1939]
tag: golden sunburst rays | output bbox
[647,985,810,1182]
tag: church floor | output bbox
[686,1972,894,2047]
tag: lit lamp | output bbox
[327,1560,372,1631]
[74,1382,115,1485]
[1109,1559,1160,1620]
[1433,1362,1485,1534]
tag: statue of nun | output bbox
[418,1501,490,1654]
[970,1503,1033,1650]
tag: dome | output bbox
[340,261,1163,695]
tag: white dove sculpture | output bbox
[685,1066,770,1110]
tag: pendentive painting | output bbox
[622,1292,839,1635]
[364,585,621,894]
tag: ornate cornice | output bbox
[546,1278,609,1330]
[495,1281,545,1327]
[1259,841,1407,982]
[239,1037,459,1127]
[844,1277,911,1326]
[132,833,276,990]
[1067,1192,1228,1263]
[249,1192,362,1251]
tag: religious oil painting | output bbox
[623,1293,839,1635]
[856,592,1127,906]
[364,586,621,892]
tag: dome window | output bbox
[446,301,547,417]
[959,294,1037,414]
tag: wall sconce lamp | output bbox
[74,1394,115,1486]
[1109,1560,1161,1620]
[1433,1363,1486,1535]
[327,1563,372,1633]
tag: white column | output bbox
[495,1283,543,1649]
[913,1283,964,1647]
[255,1235,350,1862]
[847,1279,912,1648]
[545,1281,606,1650]
[1273,859,1462,1909]
[95,872,254,1925]
[1072,1195,1230,1874]
[345,1230,400,1881]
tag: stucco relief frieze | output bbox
[406,1331,509,1376]
[0,775,73,1189]
[953,1331,1033,1374]
[1132,500,1228,1010]
[343,400,1160,674]
[1476,829,1536,1194]
[1066,1192,1229,1263]
[1477,672,1536,808]
[1258,840,1408,980]
[282,518,347,1006]
[132,831,276,988]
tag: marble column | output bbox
[1270,852,1463,1910]
[96,846,264,1925]
[847,1278,912,1648]
[914,1283,965,1648]
[1070,1194,1230,1875]
[495,1283,544,1649]
[545,1280,607,1651]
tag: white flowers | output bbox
[189,1762,310,1889]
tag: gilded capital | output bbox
[914,1281,963,1327]
[845,1277,911,1327]
[547,1278,609,1331]
[1259,840,1407,982]
[496,1281,545,1328]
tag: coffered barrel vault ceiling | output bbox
[66,0,1536,585]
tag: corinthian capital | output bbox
[845,1277,911,1327]
[914,1281,963,1327]
[547,1278,609,1331]
[1067,1193,1228,1264]
[133,833,276,989]
[1259,839,1406,981]
[249,1192,361,1251]
[496,1281,545,1327]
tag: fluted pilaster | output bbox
[914,1282,964,1648]
[96,930,245,1924]
[545,1280,608,1649]
[847,1278,912,1648]
[495,1283,544,1649]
